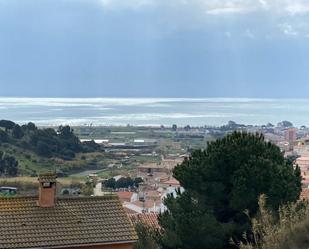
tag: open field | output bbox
[0,124,214,195]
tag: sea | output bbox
[0,97,308,127]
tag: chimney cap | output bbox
[38,172,57,183]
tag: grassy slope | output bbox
[1,125,210,178]
[0,142,106,176]
[0,142,160,179]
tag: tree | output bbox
[36,141,52,157]
[116,177,134,189]
[12,124,24,139]
[57,125,82,153]
[277,121,293,128]
[159,132,301,249]
[27,122,37,130]
[134,177,144,187]
[104,178,116,189]
[134,223,160,249]
[4,155,18,176]
[82,140,101,152]
[184,125,191,131]
[159,190,225,249]
[0,130,8,142]
[58,125,75,139]
[266,123,274,128]
[228,120,237,127]
[0,151,4,175]
[81,181,94,196]
[0,152,18,177]
[0,120,15,131]
[62,189,70,195]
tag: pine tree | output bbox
[159,132,301,249]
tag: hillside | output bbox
[0,120,103,177]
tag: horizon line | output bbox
[0,96,307,100]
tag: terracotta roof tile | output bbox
[161,178,180,186]
[0,195,137,249]
[300,189,309,201]
[123,207,139,214]
[129,213,160,229]
[131,199,161,209]
[38,172,57,183]
[116,191,134,201]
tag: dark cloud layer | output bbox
[0,0,309,97]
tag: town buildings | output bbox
[285,128,297,150]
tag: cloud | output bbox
[203,0,309,16]
[244,29,255,39]
[258,0,269,9]
[97,0,309,17]
[278,23,299,36]
[204,0,257,15]
[285,2,309,15]
[206,6,251,15]
[99,0,155,9]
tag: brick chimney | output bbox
[38,172,57,208]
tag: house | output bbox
[0,172,137,249]
[300,188,309,201]
[138,158,183,176]
[161,158,183,171]
[159,177,180,188]
[116,191,138,203]
[138,163,167,175]
[123,199,162,214]
[295,157,309,187]
[296,157,309,171]
[129,213,160,230]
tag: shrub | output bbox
[238,195,309,249]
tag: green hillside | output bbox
[0,120,103,177]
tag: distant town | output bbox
[2,120,309,211]
[1,119,308,249]
[55,120,309,213]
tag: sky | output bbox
[0,0,309,98]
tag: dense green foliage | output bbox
[104,178,116,189]
[0,151,18,176]
[81,180,95,196]
[104,176,144,189]
[134,223,160,249]
[0,120,100,160]
[158,132,302,249]
[0,120,105,176]
[0,120,15,131]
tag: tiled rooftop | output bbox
[116,191,134,201]
[0,195,137,249]
[38,172,57,183]
[300,188,309,201]
[161,178,180,186]
[129,213,160,229]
